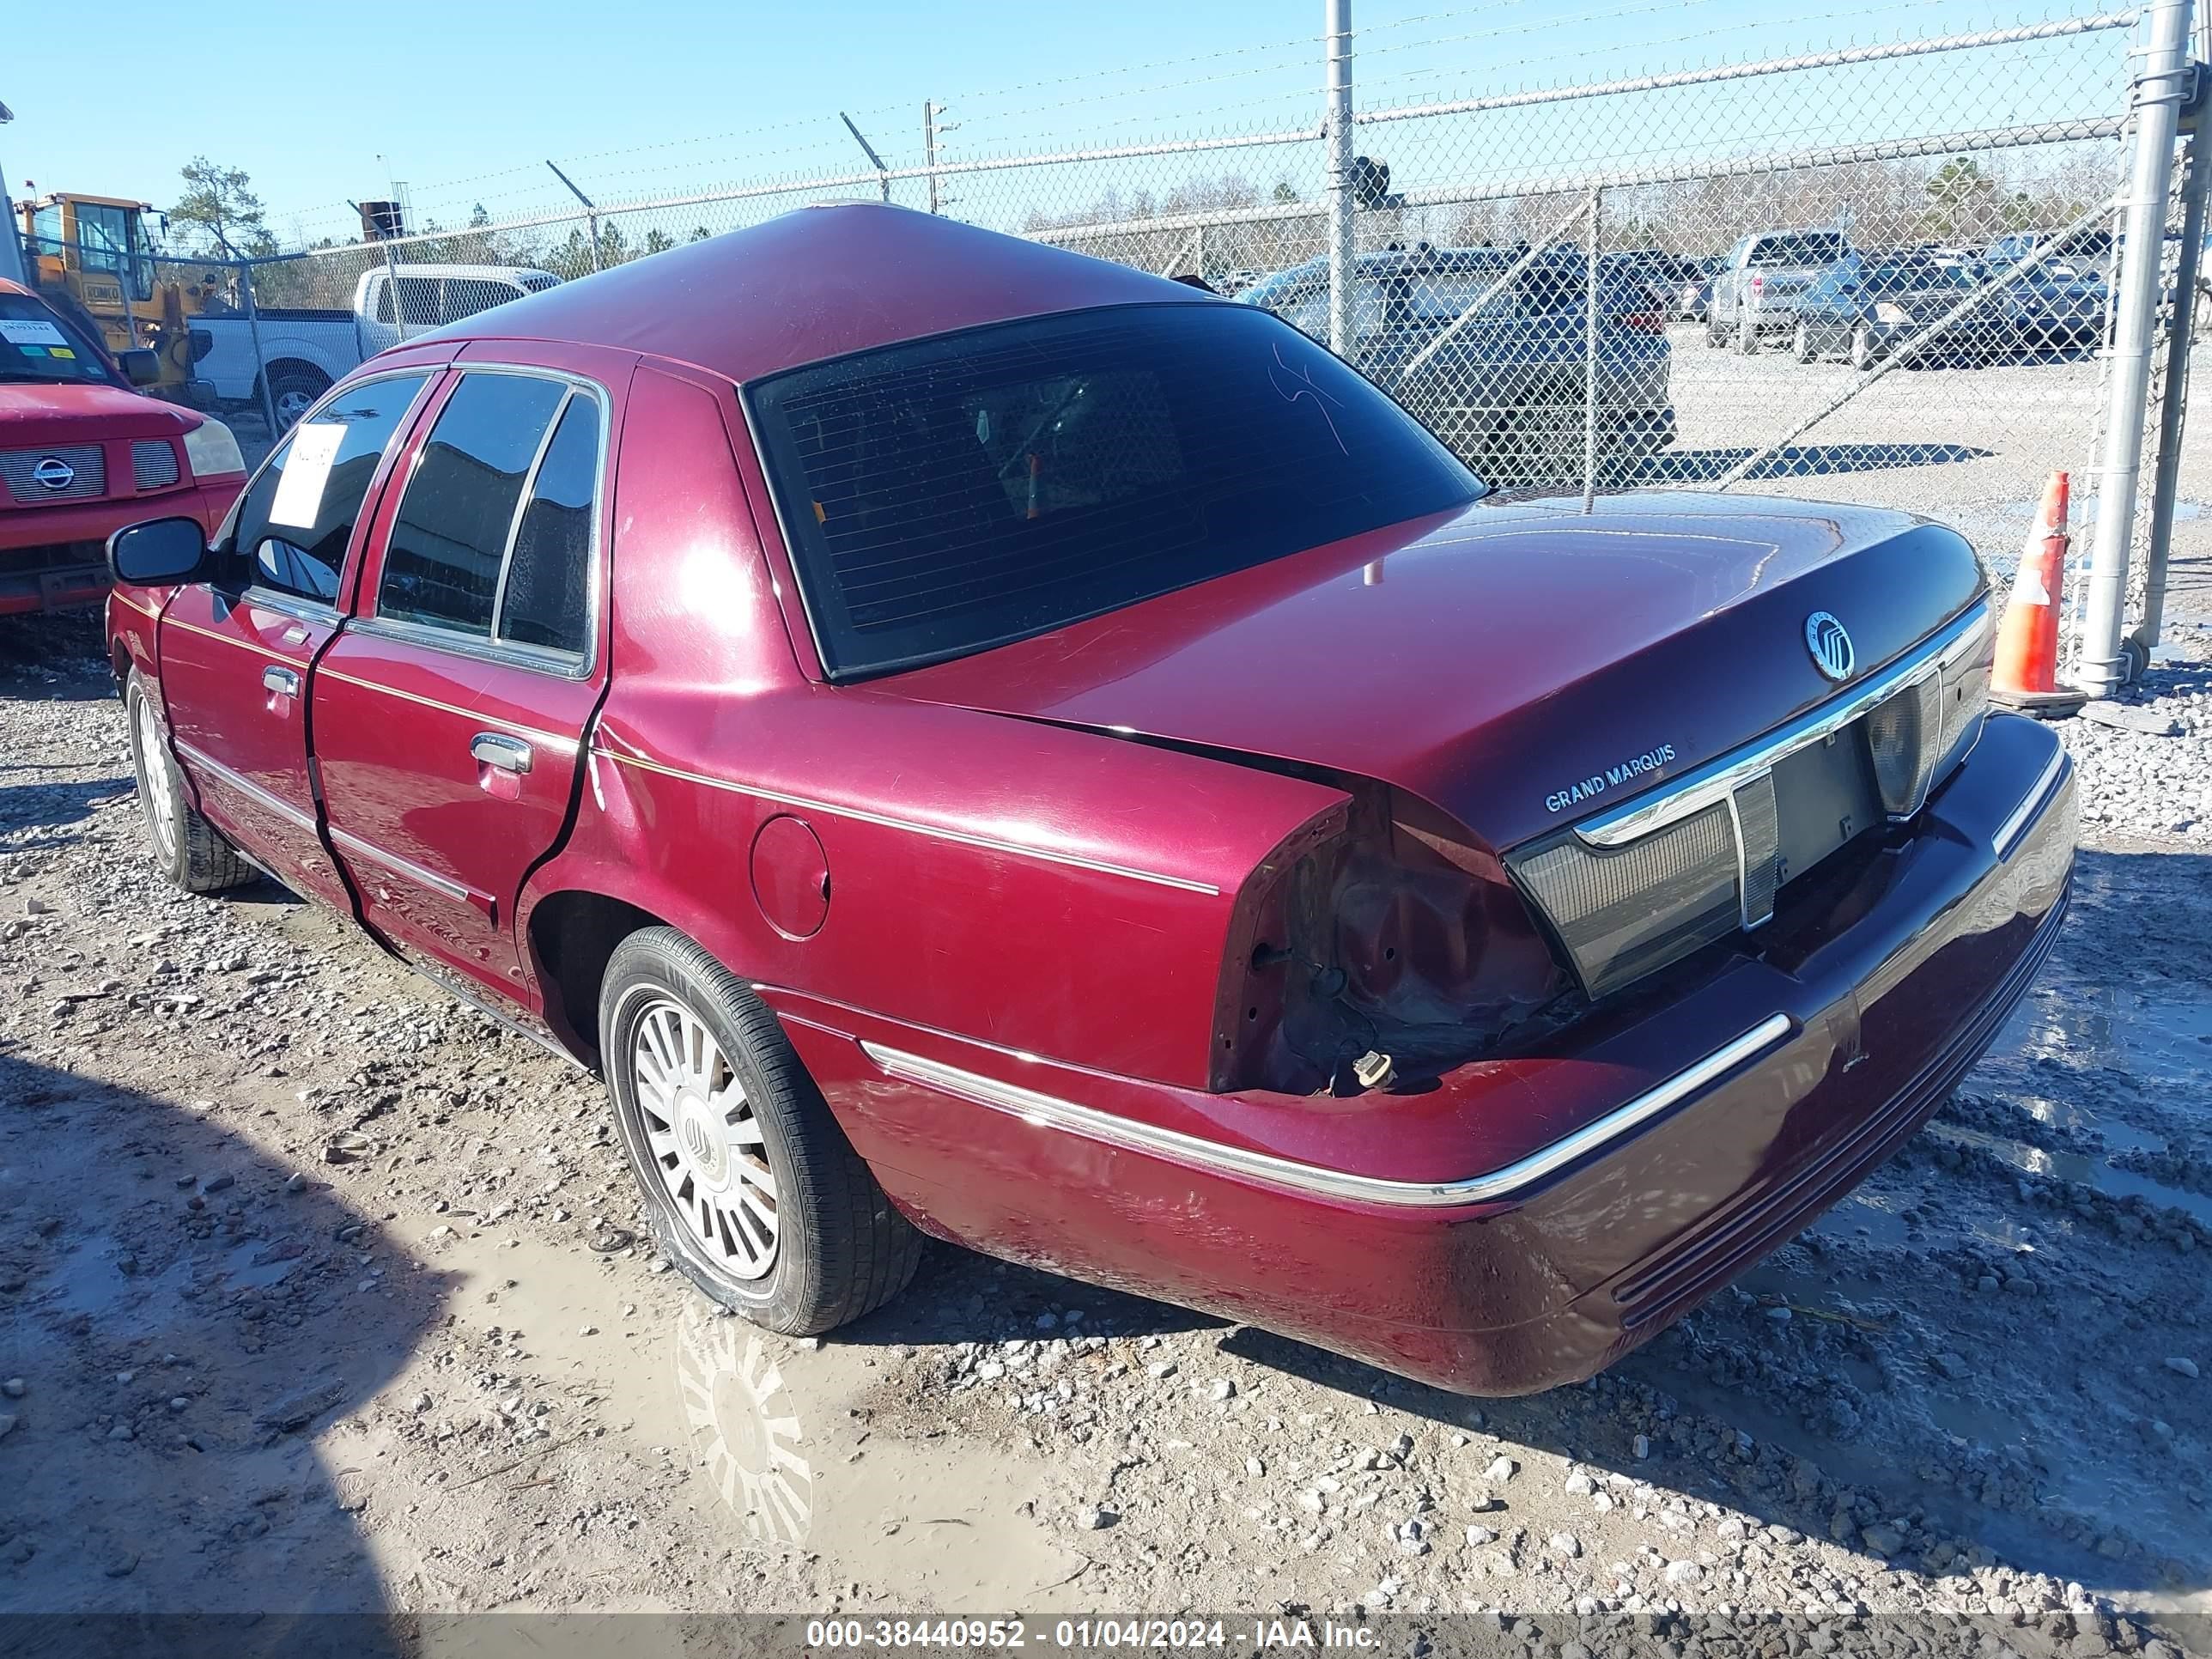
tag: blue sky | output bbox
[6,0,2135,246]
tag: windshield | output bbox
[0,295,121,386]
[750,301,1482,679]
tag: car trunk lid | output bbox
[872,489,1986,858]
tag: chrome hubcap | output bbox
[136,697,179,863]
[632,997,778,1280]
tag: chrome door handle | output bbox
[471,732,533,775]
[263,665,301,697]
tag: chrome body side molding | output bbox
[861,1013,1796,1208]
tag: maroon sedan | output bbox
[103,205,2074,1395]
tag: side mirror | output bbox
[108,516,210,586]
[118,349,161,387]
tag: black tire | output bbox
[1792,320,1815,363]
[125,670,251,895]
[1735,305,1759,355]
[599,927,921,1335]
[264,365,331,430]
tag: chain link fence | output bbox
[90,0,2206,684]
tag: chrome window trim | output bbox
[1993,747,2069,860]
[239,587,340,629]
[861,1012,1795,1208]
[213,366,444,596]
[329,824,472,905]
[368,363,610,680]
[172,738,316,835]
[1577,600,1990,849]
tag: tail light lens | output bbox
[1616,310,1666,333]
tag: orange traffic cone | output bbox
[1990,472,2087,716]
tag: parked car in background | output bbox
[1673,256,1727,321]
[1982,228,2112,279]
[1240,245,1675,484]
[0,279,246,617]
[1791,257,1981,368]
[103,204,2074,1395]
[1602,250,1705,317]
[192,263,560,427]
[1707,228,1852,353]
[1793,253,2107,368]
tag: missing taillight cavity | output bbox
[1217,786,1571,1094]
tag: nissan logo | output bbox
[1804,611,1855,682]
[31,457,75,492]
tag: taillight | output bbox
[1616,310,1665,333]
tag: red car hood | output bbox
[876,490,1985,854]
[0,381,196,449]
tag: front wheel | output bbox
[600,927,921,1335]
[125,670,251,895]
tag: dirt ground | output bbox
[1,611,2209,1659]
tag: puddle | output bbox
[422,1226,1087,1607]
[1814,1188,1914,1249]
[1927,1120,2212,1231]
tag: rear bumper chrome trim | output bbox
[861,1012,1795,1208]
[1993,745,2069,860]
[1577,599,1990,848]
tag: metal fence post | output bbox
[380,237,409,341]
[924,102,942,214]
[237,258,281,437]
[1583,186,1601,512]
[2136,113,2209,658]
[547,161,603,273]
[1324,0,1356,357]
[2076,0,2196,694]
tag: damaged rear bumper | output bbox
[774,714,2075,1395]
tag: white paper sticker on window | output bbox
[0,318,70,348]
[267,422,347,530]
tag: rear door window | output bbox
[225,372,434,605]
[374,370,602,660]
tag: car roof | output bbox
[380,263,559,282]
[414,203,1208,384]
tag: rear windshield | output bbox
[1750,234,1845,267]
[748,302,1481,680]
[0,294,119,387]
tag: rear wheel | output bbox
[1792,320,1815,363]
[1735,305,1759,355]
[125,671,250,895]
[600,927,921,1335]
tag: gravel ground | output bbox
[1,611,2209,1659]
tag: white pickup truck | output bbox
[191,263,561,425]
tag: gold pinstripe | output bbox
[157,613,315,670]
[592,746,1221,896]
[313,666,580,752]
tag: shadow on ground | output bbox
[0,1054,457,1656]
